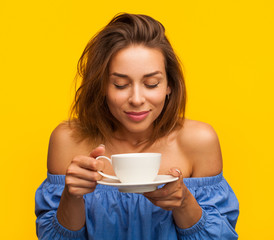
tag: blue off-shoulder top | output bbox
[35,172,239,239]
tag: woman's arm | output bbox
[47,124,105,231]
[171,173,203,229]
[145,168,203,229]
[173,122,223,228]
[145,122,238,239]
[145,122,222,228]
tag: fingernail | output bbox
[99,144,105,147]
[175,169,181,175]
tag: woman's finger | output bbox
[144,169,184,202]
[66,185,95,198]
[169,168,182,177]
[66,165,103,182]
[144,177,181,199]
[147,198,182,211]
[69,155,105,172]
[89,145,105,158]
[65,175,98,189]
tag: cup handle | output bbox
[96,156,119,180]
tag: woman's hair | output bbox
[70,13,186,146]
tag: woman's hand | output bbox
[64,145,105,199]
[144,168,203,229]
[144,168,187,211]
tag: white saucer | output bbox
[97,175,179,193]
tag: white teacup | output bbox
[96,153,161,183]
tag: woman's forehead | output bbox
[109,45,166,76]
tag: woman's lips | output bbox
[125,111,150,122]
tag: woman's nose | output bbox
[128,86,145,106]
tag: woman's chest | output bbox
[102,139,193,178]
[151,143,192,178]
[157,153,192,177]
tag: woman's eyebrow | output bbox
[110,72,129,78]
[110,71,163,78]
[143,71,163,78]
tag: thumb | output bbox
[89,144,105,158]
[169,167,182,177]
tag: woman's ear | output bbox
[166,85,171,95]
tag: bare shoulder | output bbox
[177,119,223,177]
[47,122,90,175]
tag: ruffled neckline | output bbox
[46,171,223,190]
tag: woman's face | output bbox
[106,45,171,135]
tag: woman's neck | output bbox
[110,127,153,149]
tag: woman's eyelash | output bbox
[145,83,159,88]
[113,82,159,89]
[114,83,128,89]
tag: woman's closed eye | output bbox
[145,82,159,88]
[114,83,129,89]
[112,77,161,89]
[144,78,160,88]
[113,78,129,89]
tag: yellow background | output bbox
[1,0,273,239]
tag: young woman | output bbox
[35,13,239,239]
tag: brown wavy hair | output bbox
[70,13,186,146]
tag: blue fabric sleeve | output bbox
[35,173,87,240]
[175,173,239,239]
[35,172,238,239]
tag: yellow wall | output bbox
[1,0,273,239]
